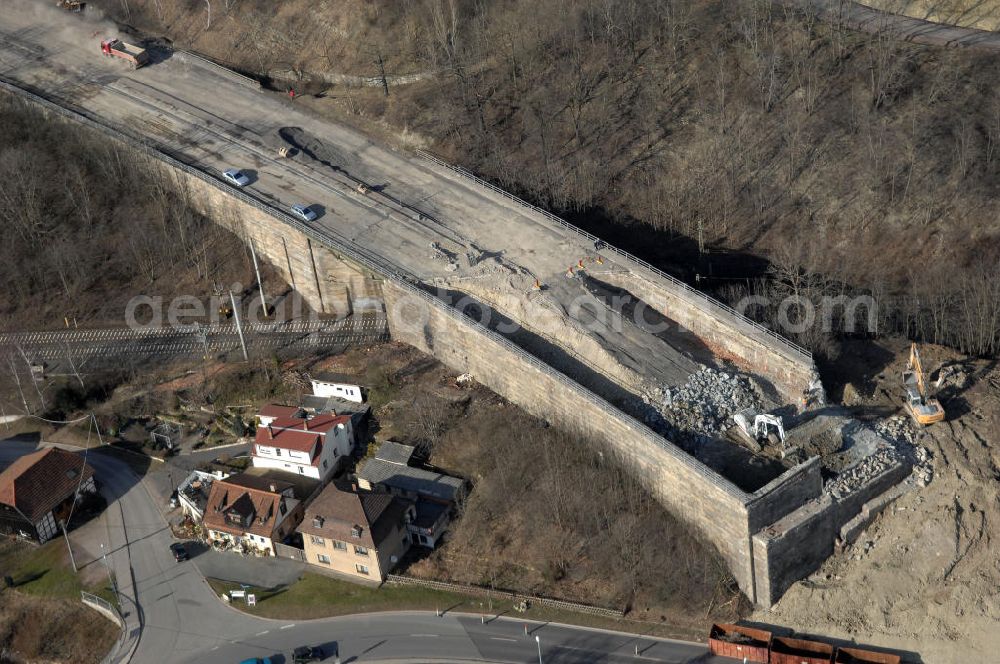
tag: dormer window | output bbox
[351,525,362,538]
[312,515,324,528]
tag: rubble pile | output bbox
[875,416,934,487]
[826,447,901,499]
[827,416,934,498]
[639,367,763,445]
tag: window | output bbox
[310,535,325,546]
[355,564,369,575]
[322,460,328,469]
[317,554,330,564]
[351,525,362,538]
[333,540,347,551]
[312,516,325,528]
[354,545,369,556]
[275,449,282,456]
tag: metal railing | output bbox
[80,592,126,664]
[417,150,813,363]
[174,50,262,90]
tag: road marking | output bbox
[490,637,518,642]
[410,634,439,638]
[256,630,269,636]
[280,624,296,630]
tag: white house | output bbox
[176,469,229,521]
[310,373,364,403]
[252,413,354,480]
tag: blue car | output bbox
[238,658,273,664]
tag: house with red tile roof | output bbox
[298,482,414,582]
[258,404,303,427]
[252,412,354,480]
[202,473,305,556]
[0,448,97,543]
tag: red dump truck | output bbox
[770,636,835,664]
[709,623,772,663]
[100,38,148,69]
[835,646,901,664]
[708,625,902,664]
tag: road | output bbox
[801,0,1000,49]
[1,438,725,663]
[0,0,716,401]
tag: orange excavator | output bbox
[903,343,945,425]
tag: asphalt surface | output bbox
[801,0,1000,49]
[1,438,727,663]
[0,0,713,397]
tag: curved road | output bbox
[0,439,720,663]
[800,0,1000,50]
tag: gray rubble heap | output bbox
[826,416,933,499]
[875,415,934,487]
[639,367,763,445]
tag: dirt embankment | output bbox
[760,343,1000,663]
[0,592,119,663]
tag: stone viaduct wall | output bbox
[599,270,817,402]
[2,78,838,607]
[382,280,760,595]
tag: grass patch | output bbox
[208,573,468,620]
[0,537,116,606]
[206,574,706,641]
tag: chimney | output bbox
[267,425,273,440]
[269,482,277,492]
[303,418,310,431]
[351,481,357,493]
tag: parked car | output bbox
[239,658,274,664]
[290,204,317,222]
[222,169,251,187]
[292,645,324,663]
[169,543,189,562]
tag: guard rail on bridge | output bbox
[416,149,813,364]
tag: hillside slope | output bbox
[89,0,1000,358]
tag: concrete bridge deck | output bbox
[0,3,716,399]
[0,1,813,408]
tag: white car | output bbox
[290,204,317,222]
[222,168,251,187]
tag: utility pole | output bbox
[64,343,85,390]
[375,52,389,97]
[249,238,268,318]
[60,520,77,573]
[7,356,30,414]
[15,345,45,410]
[229,290,249,361]
[100,543,119,605]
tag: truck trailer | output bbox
[100,38,148,69]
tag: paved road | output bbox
[800,0,1000,49]
[0,0,719,397]
[1,438,726,663]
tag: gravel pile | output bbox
[826,416,934,498]
[638,367,763,445]
[826,447,901,499]
[875,415,933,487]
